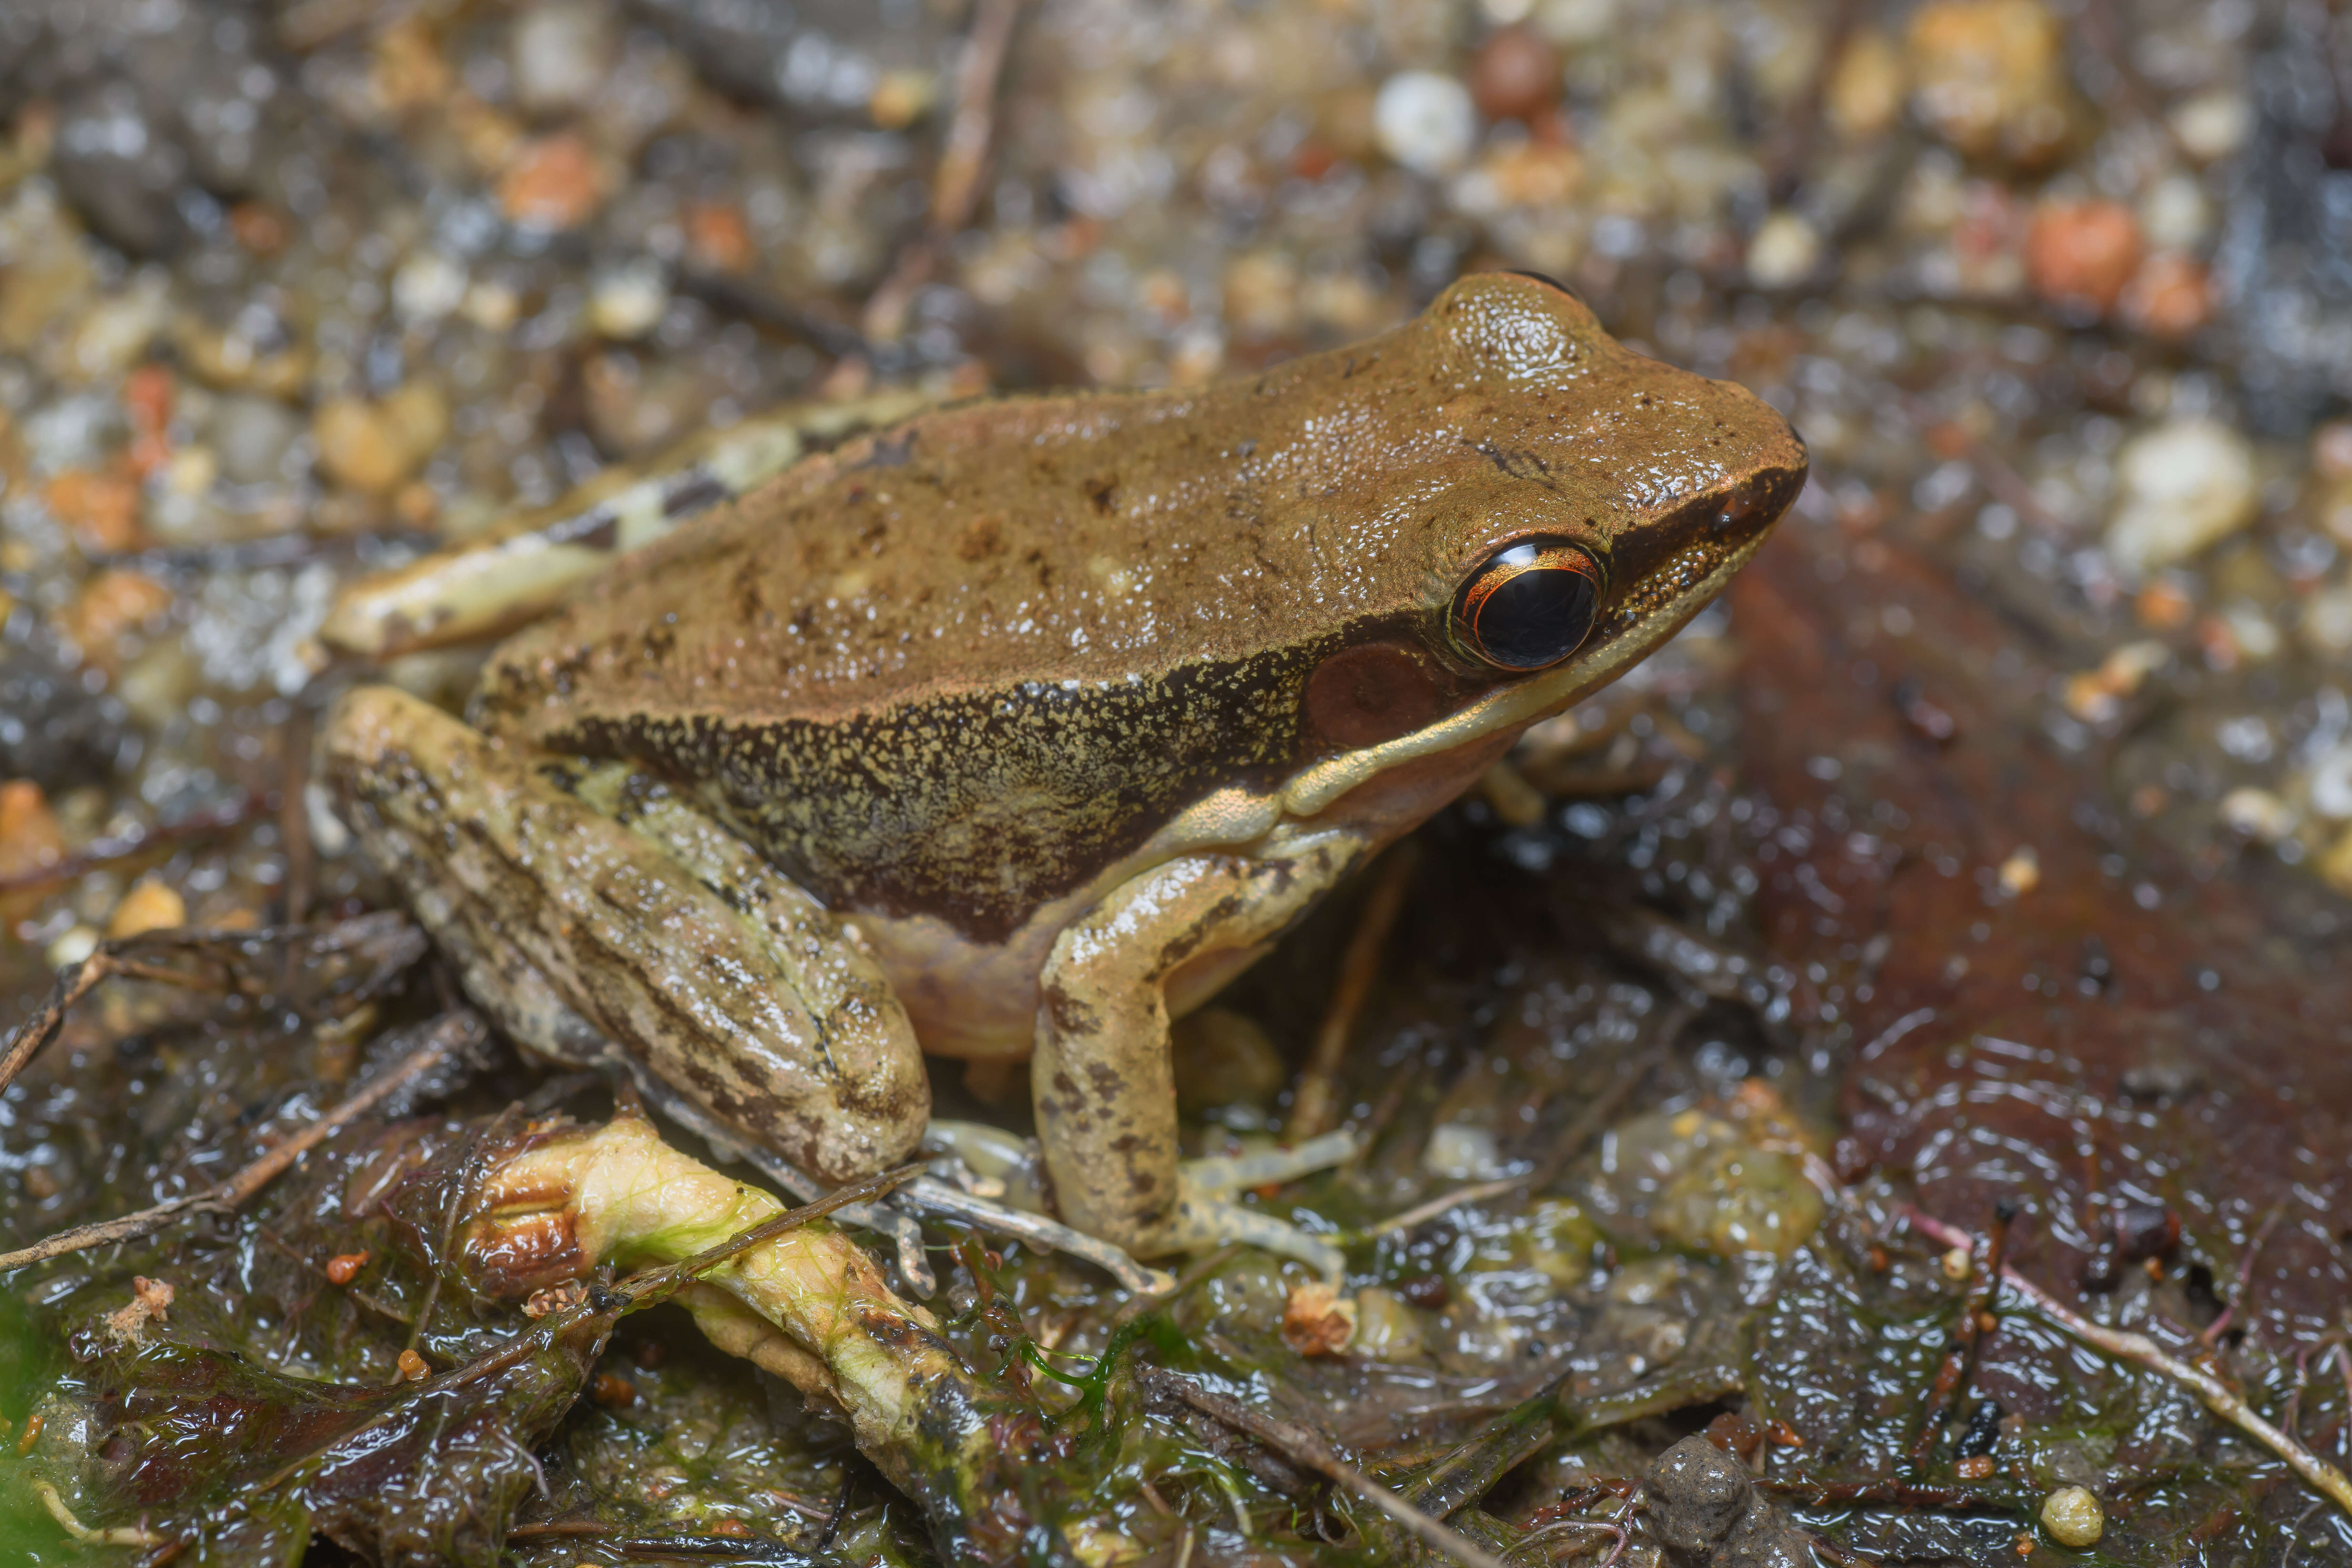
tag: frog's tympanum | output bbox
[327,273,1806,1269]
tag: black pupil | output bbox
[1471,555,1596,669]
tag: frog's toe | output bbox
[1164,1129,1359,1283]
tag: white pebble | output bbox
[393,250,469,323]
[2040,1485,2103,1548]
[1747,211,1822,289]
[2220,787,2297,844]
[589,260,670,340]
[1375,71,1479,178]
[2169,91,2250,164]
[2306,744,2352,821]
[46,925,100,970]
[2103,418,2259,576]
[512,0,615,115]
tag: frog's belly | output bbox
[848,727,1518,1061]
[853,906,1056,1060]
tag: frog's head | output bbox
[1277,270,1807,817]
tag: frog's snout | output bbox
[1712,446,1809,543]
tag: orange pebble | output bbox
[592,1372,638,1406]
[123,363,173,437]
[396,1348,430,1381]
[2120,252,2212,338]
[685,201,754,274]
[0,780,66,881]
[44,469,143,552]
[499,134,606,231]
[2026,199,2142,314]
[1957,1454,1995,1480]
[324,1251,370,1285]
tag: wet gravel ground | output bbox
[1,0,2350,1564]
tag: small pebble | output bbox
[1349,1287,1424,1362]
[313,383,449,496]
[2039,1485,2103,1548]
[2169,89,2250,163]
[2027,199,2141,315]
[2104,419,2259,575]
[2301,586,2352,658]
[589,260,670,340]
[2321,829,2352,899]
[2220,788,2297,844]
[106,878,185,939]
[2313,422,2352,481]
[868,69,937,130]
[1423,1121,1502,1180]
[392,250,469,324]
[1907,0,2074,168]
[0,780,67,880]
[1998,846,2040,895]
[208,394,304,486]
[43,469,143,553]
[1374,71,1478,178]
[512,0,615,117]
[1941,1245,1974,1281]
[2120,253,2211,338]
[47,925,101,970]
[60,570,174,669]
[1747,211,1822,289]
[1827,30,1907,140]
[396,1348,430,1381]
[498,133,606,230]
[2306,744,2352,821]
[1469,27,1560,122]
[324,1251,370,1285]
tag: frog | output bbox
[323,271,1806,1280]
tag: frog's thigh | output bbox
[325,686,928,1183]
[1033,835,1367,1256]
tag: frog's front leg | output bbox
[325,686,930,1185]
[1034,835,1370,1275]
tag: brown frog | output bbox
[325,272,1806,1276]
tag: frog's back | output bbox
[475,274,1804,943]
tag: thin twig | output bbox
[1760,1477,2001,1511]
[0,795,258,895]
[0,1014,477,1273]
[2202,1204,2283,1348]
[860,0,1022,342]
[1289,841,1422,1141]
[1903,1197,2018,1475]
[1904,1207,2352,1520]
[1799,1527,1881,1568]
[1143,1367,1514,1568]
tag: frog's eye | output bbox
[1453,538,1602,671]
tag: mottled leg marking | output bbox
[1033,834,1369,1267]
[325,685,929,1186]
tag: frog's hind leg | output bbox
[1032,835,1370,1282]
[325,685,932,1192]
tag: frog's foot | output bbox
[911,1120,1174,1294]
[915,1123,1358,1290]
[1163,1130,1359,1283]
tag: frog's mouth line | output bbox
[1277,527,1775,820]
